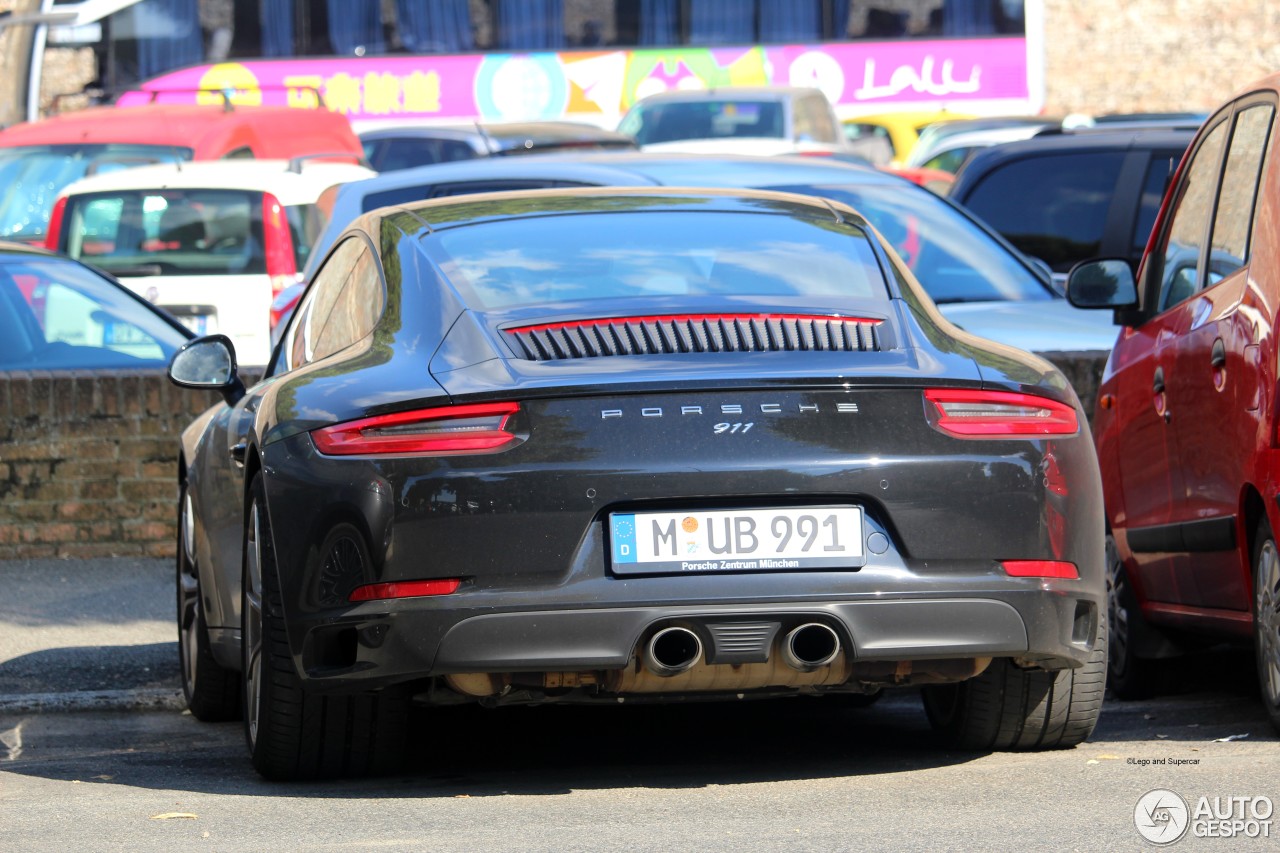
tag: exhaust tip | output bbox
[781,623,841,671]
[644,627,703,677]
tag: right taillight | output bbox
[312,402,522,456]
[44,196,68,251]
[262,191,298,303]
[924,389,1079,438]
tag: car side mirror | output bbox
[1067,259,1139,308]
[168,334,245,406]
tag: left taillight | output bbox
[923,389,1079,438]
[44,196,68,251]
[262,191,298,300]
[312,402,522,456]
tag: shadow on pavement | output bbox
[0,691,990,797]
[0,643,179,695]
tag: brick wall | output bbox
[0,371,228,560]
[0,356,1108,560]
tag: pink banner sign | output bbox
[118,37,1030,125]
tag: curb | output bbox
[0,688,186,714]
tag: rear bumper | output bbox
[291,584,1099,694]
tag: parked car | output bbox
[46,157,375,366]
[360,121,636,172]
[842,109,975,165]
[949,129,1195,277]
[301,152,1117,354]
[1066,74,1280,731]
[906,121,1056,174]
[618,87,850,157]
[0,103,363,246]
[170,186,1106,780]
[0,241,190,370]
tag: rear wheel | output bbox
[177,483,239,721]
[922,617,1107,751]
[1251,520,1280,734]
[241,474,410,781]
[1106,534,1168,700]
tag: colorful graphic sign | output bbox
[116,38,1031,126]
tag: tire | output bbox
[1105,534,1168,700]
[1251,520,1280,734]
[177,482,240,721]
[241,474,410,781]
[921,616,1107,751]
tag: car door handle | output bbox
[229,442,247,467]
[1211,338,1227,369]
[1152,367,1171,423]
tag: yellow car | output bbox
[842,110,975,166]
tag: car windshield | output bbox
[0,254,188,370]
[63,189,269,277]
[432,210,888,310]
[0,144,191,242]
[623,100,786,145]
[764,183,1053,303]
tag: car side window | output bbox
[1155,120,1229,312]
[807,96,839,143]
[793,98,815,142]
[312,245,384,361]
[284,237,363,371]
[1131,153,1180,255]
[1207,103,1274,278]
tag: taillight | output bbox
[923,389,1078,438]
[44,196,68,251]
[269,282,304,330]
[1001,560,1079,579]
[312,402,522,456]
[349,578,460,602]
[262,191,298,300]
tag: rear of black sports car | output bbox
[177,189,1106,779]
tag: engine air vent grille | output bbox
[504,314,884,362]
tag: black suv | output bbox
[948,129,1195,276]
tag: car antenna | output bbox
[474,121,497,155]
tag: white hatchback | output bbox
[48,158,375,366]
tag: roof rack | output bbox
[287,153,371,173]
[137,85,327,112]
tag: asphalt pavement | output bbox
[0,557,182,712]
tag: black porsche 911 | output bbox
[169,187,1106,780]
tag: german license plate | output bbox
[609,506,865,575]
[102,322,150,346]
[175,314,210,336]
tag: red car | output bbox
[0,103,362,245]
[1067,73,1280,731]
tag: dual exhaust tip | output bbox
[642,623,841,677]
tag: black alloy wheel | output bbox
[1252,520,1280,734]
[1105,534,1168,700]
[177,482,239,721]
[241,474,411,780]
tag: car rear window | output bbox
[624,100,786,145]
[63,189,267,277]
[0,144,191,242]
[961,151,1126,272]
[0,255,187,370]
[430,210,887,310]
